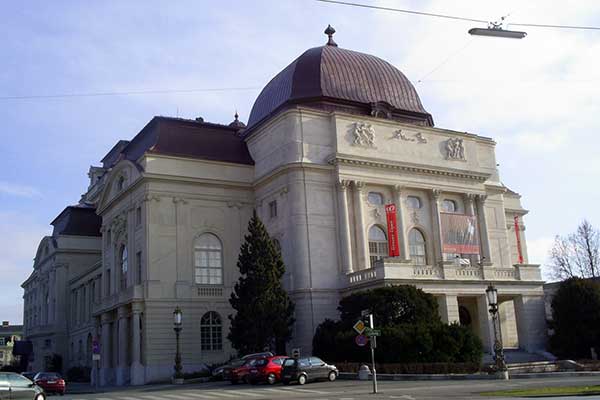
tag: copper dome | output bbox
[247,42,433,129]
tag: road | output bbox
[60,376,600,400]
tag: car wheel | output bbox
[298,374,307,385]
[35,394,45,400]
[267,373,277,385]
[328,371,337,382]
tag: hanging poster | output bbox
[441,213,480,254]
[385,204,400,257]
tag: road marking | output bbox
[139,396,170,400]
[163,394,197,400]
[225,390,263,397]
[204,392,239,398]
[181,393,219,399]
[284,388,331,394]
[121,396,145,400]
[390,396,416,400]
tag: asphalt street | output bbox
[57,376,600,400]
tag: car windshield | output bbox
[243,358,258,366]
[36,373,61,380]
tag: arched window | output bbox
[406,196,422,209]
[120,245,128,290]
[409,229,427,265]
[200,311,222,351]
[442,199,457,213]
[368,226,388,267]
[368,192,384,205]
[194,233,223,285]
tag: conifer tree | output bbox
[228,211,295,355]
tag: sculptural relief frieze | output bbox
[393,130,427,143]
[351,122,375,147]
[446,137,466,161]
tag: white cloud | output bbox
[0,181,41,198]
[0,212,51,324]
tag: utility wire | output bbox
[315,0,487,23]
[417,38,475,83]
[315,0,600,31]
[0,86,261,101]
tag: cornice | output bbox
[505,207,530,216]
[329,153,491,182]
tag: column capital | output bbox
[131,302,144,314]
[464,193,477,203]
[392,185,405,195]
[353,181,366,191]
[336,179,352,191]
[100,312,112,324]
[118,305,129,319]
[431,188,442,200]
[476,194,488,203]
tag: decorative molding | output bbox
[411,210,420,224]
[372,208,382,219]
[351,122,376,147]
[446,137,466,161]
[110,214,127,239]
[337,179,352,191]
[172,196,188,205]
[226,201,244,209]
[142,193,161,203]
[431,188,442,200]
[329,154,490,182]
[476,194,488,204]
[354,181,366,191]
[279,187,289,197]
[415,132,428,143]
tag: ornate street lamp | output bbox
[173,306,183,384]
[486,285,508,380]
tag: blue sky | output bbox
[2,0,600,324]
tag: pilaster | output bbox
[336,180,353,273]
[393,185,410,262]
[353,181,369,270]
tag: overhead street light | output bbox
[469,16,527,39]
[469,27,527,39]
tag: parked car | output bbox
[280,356,338,385]
[0,372,46,400]
[221,351,273,381]
[33,372,66,395]
[230,358,262,384]
[248,356,288,385]
[21,372,37,381]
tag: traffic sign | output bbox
[355,334,369,347]
[92,354,101,361]
[353,320,366,334]
[364,328,381,337]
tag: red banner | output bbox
[514,215,524,264]
[385,204,400,257]
[441,213,480,254]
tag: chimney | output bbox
[2,321,8,326]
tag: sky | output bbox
[1,0,600,324]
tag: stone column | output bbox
[116,306,129,386]
[393,186,410,261]
[336,180,354,273]
[99,313,111,386]
[130,302,144,385]
[477,295,494,354]
[437,295,460,324]
[476,195,493,265]
[353,181,370,270]
[514,295,547,352]
[430,189,444,265]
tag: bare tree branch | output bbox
[549,220,600,280]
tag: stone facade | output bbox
[22,35,547,386]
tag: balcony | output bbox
[346,259,542,288]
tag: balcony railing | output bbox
[346,260,542,287]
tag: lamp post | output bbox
[485,285,509,380]
[173,306,183,384]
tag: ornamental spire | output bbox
[324,24,338,47]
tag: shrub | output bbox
[550,278,600,358]
[313,285,483,366]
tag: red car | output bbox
[248,356,287,385]
[230,358,261,384]
[34,372,66,395]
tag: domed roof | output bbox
[247,27,433,129]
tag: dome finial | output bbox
[324,24,338,47]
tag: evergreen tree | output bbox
[228,211,295,355]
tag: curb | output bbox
[338,371,600,381]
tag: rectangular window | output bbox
[136,207,142,226]
[269,200,277,218]
[136,252,142,285]
[0,338,4,346]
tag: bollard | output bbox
[358,364,371,380]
